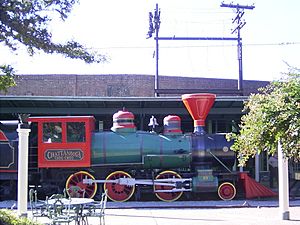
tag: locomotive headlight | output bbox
[223,146,229,152]
[198,151,205,157]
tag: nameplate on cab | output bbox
[45,149,84,161]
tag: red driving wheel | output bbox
[104,171,135,202]
[65,171,97,198]
[218,182,236,200]
[154,170,183,202]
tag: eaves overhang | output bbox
[0,95,248,116]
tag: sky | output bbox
[1,0,300,81]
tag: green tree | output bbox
[0,0,107,92]
[227,71,300,166]
[0,65,16,92]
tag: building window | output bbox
[211,120,232,133]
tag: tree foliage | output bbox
[227,71,300,166]
[0,64,16,92]
[0,0,107,91]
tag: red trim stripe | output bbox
[0,170,17,173]
[0,130,9,141]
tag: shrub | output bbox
[0,209,41,225]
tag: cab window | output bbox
[43,122,62,143]
[67,122,85,143]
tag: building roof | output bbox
[0,95,247,116]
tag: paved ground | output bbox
[6,198,300,209]
[104,207,300,225]
[3,200,300,225]
[104,199,300,209]
[30,206,300,225]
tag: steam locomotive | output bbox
[1,93,242,202]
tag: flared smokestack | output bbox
[182,93,216,135]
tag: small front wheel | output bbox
[218,182,236,200]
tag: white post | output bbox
[239,153,244,172]
[255,153,260,182]
[278,141,289,220]
[17,125,31,217]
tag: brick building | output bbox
[1,74,269,97]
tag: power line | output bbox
[165,7,233,14]
[89,41,300,50]
[247,42,300,46]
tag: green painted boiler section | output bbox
[91,131,191,169]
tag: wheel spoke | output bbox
[154,170,183,202]
[65,171,97,198]
[104,171,135,202]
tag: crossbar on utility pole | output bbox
[220,2,255,10]
[156,37,239,41]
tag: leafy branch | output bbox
[227,72,300,166]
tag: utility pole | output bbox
[147,3,161,97]
[221,2,255,93]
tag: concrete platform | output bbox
[30,206,300,225]
[105,199,300,209]
[3,200,300,225]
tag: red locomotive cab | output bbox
[28,116,95,168]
